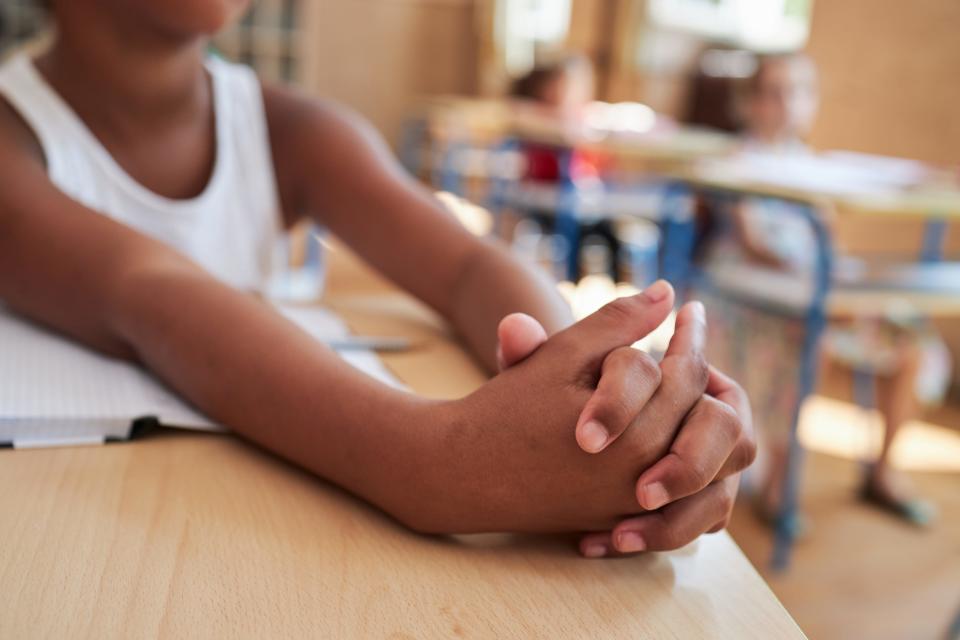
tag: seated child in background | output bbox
[697,52,949,529]
[508,54,620,280]
[0,0,755,556]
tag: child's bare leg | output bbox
[867,342,921,502]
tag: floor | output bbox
[728,396,960,640]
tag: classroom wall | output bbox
[805,0,960,166]
[804,0,960,261]
[299,0,478,146]
[291,0,960,397]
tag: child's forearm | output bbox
[449,241,574,372]
[108,260,442,523]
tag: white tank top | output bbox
[0,53,282,292]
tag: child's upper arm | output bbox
[0,103,201,358]
[262,84,489,318]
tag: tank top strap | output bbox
[0,52,90,183]
[0,51,288,293]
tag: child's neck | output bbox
[36,15,210,135]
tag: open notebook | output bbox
[0,304,404,449]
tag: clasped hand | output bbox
[494,280,756,557]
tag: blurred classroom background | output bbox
[3,1,958,638]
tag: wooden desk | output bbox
[0,248,804,639]
[671,155,960,221]
[416,94,735,174]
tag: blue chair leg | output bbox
[435,141,467,197]
[920,218,948,263]
[399,118,427,177]
[771,201,834,571]
[485,138,520,238]
[556,149,581,281]
[660,182,696,292]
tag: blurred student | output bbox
[0,1,756,556]
[509,54,619,279]
[511,53,595,124]
[698,53,948,530]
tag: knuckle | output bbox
[667,450,710,492]
[711,400,743,441]
[683,458,713,491]
[674,351,709,391]
[717,486,736,514]
[740,436,759,469]
[598,393,634,427]
[607,347,661,386]
[604,346,636,371]
[631,351,662,386]
[691,352,710,389]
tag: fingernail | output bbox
[583,542,608,558]
[641,482,670,510]
[617,531,646,553]
[579,420,609,453]
[643,279,672,303]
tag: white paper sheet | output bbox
[0,303,404,447]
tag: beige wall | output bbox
[295,0,960,162]
[300,0,479,145]
[802,0,960,258]
[806,0,960,166]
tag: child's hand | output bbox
[393,289,753,538]
[578,365,754,557]
[493,287,755,555]
[496,279,674,454]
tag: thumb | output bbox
[496,313,548,371]
[551,280,675,362]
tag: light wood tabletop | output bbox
[0,247,805,639]
[669,160,960,221]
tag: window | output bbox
[496,0,573,76]
[647,0,812,52]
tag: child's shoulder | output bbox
[260,81,378,148]
[259,80,391,197]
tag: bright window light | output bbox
[648,0,812,52]
[498,0,573,76]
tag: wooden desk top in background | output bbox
[0,247,804,639]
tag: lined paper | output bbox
[0,303,404,447]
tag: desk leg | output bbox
[435,141,467,197]
[485,138,519,238]
[921,218,948,263]
[772,202,834,571]
[660,182,696,292]
[557,150,581,281]
[399,118,427,178]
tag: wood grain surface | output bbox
[0,247,805,639]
